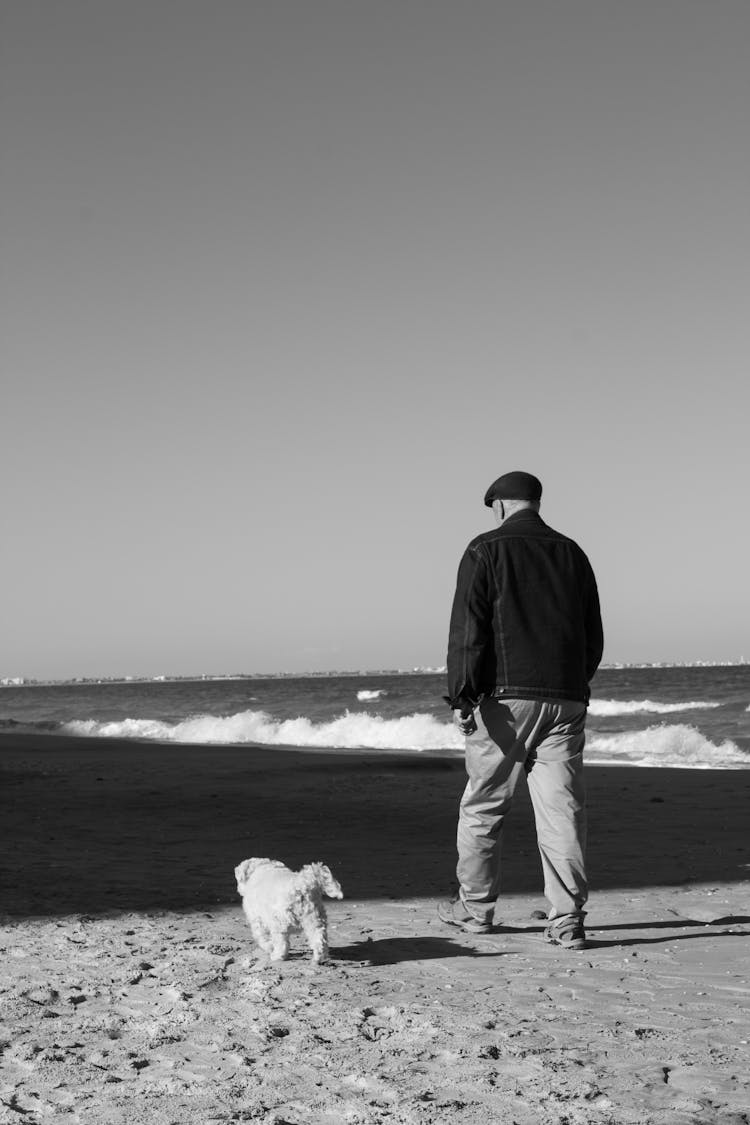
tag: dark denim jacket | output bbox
[446,510,603,709]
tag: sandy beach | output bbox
[1,732,749,1124]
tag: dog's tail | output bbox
[305,862,344,899]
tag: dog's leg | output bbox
[249,919,274,956]
[301,907,329,964]
[268,931,290,962]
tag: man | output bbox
[439,470,603,950]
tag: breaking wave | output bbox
[49,709,750,768]
[356,689,388,702]
[586,724,748,769]
[62,709,464,752]
[588,698,720,716]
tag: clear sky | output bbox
[2,1,748,680]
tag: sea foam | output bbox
[59,709,749,767]
[586,724,748,769]
[588,698,720,716]
[63,709,465,752]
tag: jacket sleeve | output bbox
[583,560,604,683]
[446,543,492,709]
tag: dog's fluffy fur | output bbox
[234,857,343,963]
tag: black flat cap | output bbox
[484,470,543,507]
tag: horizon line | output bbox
[2,659,749,687]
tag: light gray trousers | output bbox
[457,696,588,924]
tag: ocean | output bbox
[1,665,749,769]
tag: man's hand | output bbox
[453,706,477,736]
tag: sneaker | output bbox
[545,914,587,950]
[437,895,493,934]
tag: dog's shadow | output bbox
[331,935,506,966]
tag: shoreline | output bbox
[2,730,750,917]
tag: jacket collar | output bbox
[501,509,545,528]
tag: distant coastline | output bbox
[2,660,748,688]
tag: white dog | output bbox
[234,857,344,964]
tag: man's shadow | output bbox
[509,915,750,950]
[333,917,750,962]
[585,914,750,950]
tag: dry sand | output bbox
[1,732,749,1124]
